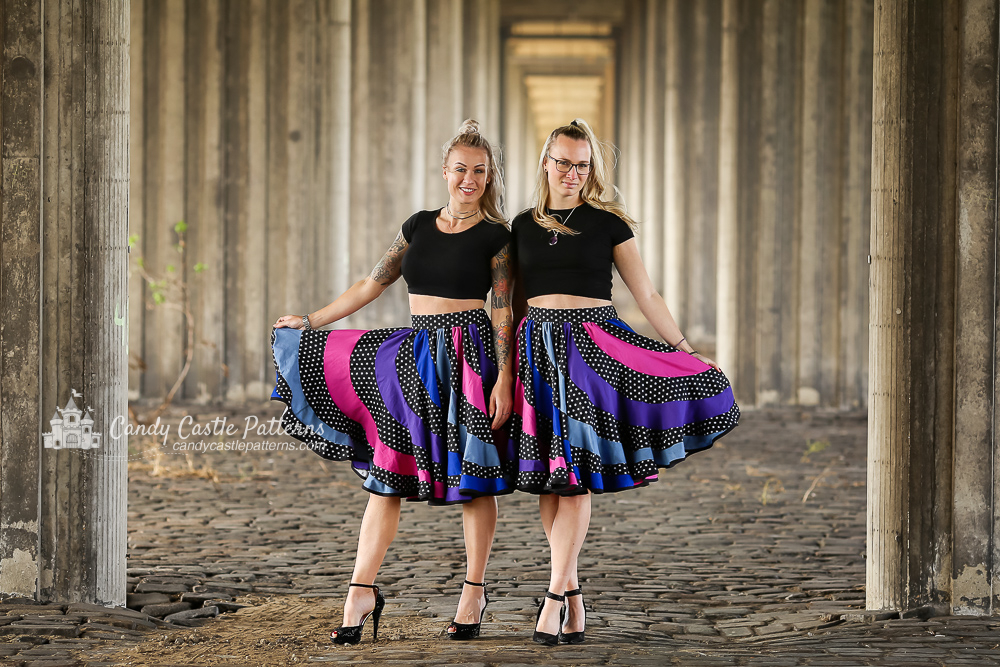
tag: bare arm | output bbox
[613,238,720,369]
[490,243,514,381]
[274,231,408,328]
[489,243,514,428]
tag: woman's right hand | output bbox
[273,315,305,329]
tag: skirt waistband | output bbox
[525,305,619,324]
[410,308,491,330]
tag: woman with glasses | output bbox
[272,120,513,644]
[508,119,739,646]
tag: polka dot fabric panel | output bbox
[271,309,514,505]
[509,306,740,495]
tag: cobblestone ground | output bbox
[3,407,1000,666]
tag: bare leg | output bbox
[535,493,591,636]
[340,495,401,627]
[449,495,498,629]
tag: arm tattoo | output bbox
[490,244,512,310]
[371,231,408,286]
[491,244,513,372]
[493,309,513,373]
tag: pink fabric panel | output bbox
[454,328,490,415]
[582,322,708,378]
[513,378,538,437]
[324,331,416,476]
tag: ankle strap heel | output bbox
[532,591,565,646]
[559,587,586,645]
[447,580,490,641]
[331,582,386,645]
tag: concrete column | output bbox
[327,0,354,303]
[1,0,44,601]
[716,0,739,385]
[220,0,273,403]
[867,0,960,612]
[349,0,422,328]
[662,0,684,315]
[839,0,874,410]
[952,0,999,615]
[2,0,129,605]
[678,0,721,346]
[139,0,186,399]
[184,0,224,404]
[797,0,844,406]
[641,0,664,289]
[755,0,799,406]
[714,0,871,409]
[425,0,464,204]
[617,0,644,219]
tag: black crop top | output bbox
[512,204,634,301]
[399,209,511,300]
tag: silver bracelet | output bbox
[302,314,312,331]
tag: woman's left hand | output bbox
[489,378,513,430]
[692,352,722,373]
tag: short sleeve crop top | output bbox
[512,204,634,301]
[399,209,511,301]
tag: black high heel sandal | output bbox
[330,583,385,645]
[532,591,565,646]
[446,580,489,640]
[559,588,585,644]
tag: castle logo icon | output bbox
[43,389,102,450]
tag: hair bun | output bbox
[458,118,480,135]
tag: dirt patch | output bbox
[88,595,523,667]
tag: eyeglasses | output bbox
[547,153,591,175]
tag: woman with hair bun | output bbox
[508,119,740,646]
[272,119,513,644]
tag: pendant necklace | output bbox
[549,205,580,245]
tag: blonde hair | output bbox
[530,118,637,235]
[442,119,506,225]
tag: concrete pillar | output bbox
[839,0,874,410]
[2,0,129,605]
[139,0,187,400]
[716,0,739,383]
[641,0,664,289]
[662,0,684,316]
[714,0,871,408]
[131,0,356,401]
[349,0,424,328]
[219,0,280,403]
[618,0,644,220]
[797,0,844,406]
[952,0,999,615]
[867,0,964,613]
[755,0,799,406]
[184,0,225,404]
[1,0,44,601]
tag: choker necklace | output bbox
[447,204,480,221]
[548,205,580,245]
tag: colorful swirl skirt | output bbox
[271,308,513,505]
[510,305,740,495]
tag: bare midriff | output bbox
[408,294,486,316]
[527,294,612,310]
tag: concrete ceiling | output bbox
[499,0,625,26]
[523,74,606,149]
[505,18,617,155]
